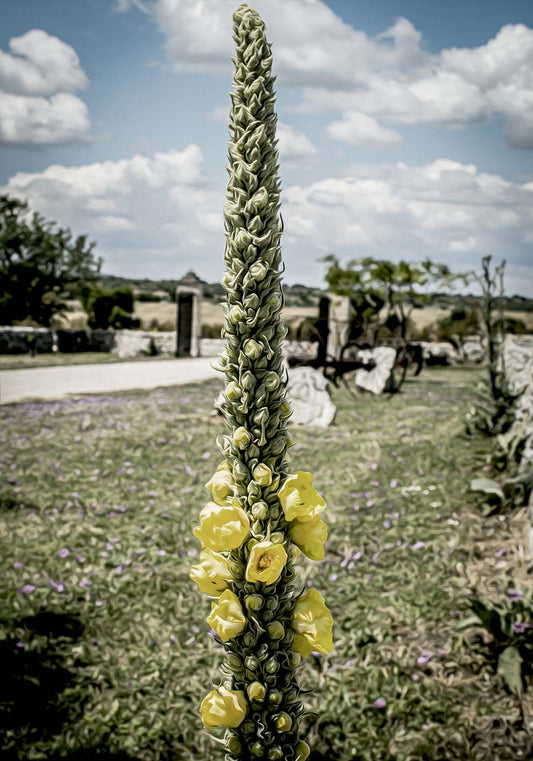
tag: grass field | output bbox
[1,366,531,760]
[0,354,178,371]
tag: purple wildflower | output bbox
[373,698,386,708]
[49,579,64,593]
[416,653,433,666]
[19,584,35,594]
[58,548,69,558]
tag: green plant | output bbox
[323,255,468,344]
[82,286,140,330]
[189,7,332,760]
[458,594,533,697]
[466,256,521,436]
[0,194,100,326]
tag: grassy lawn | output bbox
[0,366,531,760]
[0,353,177,371]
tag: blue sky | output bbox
[1,0,532,294]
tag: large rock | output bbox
[355,347,397,395]
[420,341,458,365]
[114,330,176,359]
[286,366,336,426]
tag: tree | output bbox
[81,285,140,330]
[0,194,101,326]
[323,254,469,344]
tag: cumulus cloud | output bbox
[280,159,533,288]
[1,145,224,278]
[148,0,533,149]
[3,148,531,292]
[0,29,91,146]
[327,112,402,146]
[277,122,317,163]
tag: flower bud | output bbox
[253,463,272,486]
[289,651,301,669]
[250,262,268,282]
[247,681,266,702]
[280,401,292,418]
[244,594,264,611]
[233,460,249,483]
[267,621,285,640]
[248,443,260,459]
[251,520,263,536]
[263,371,279,391]
[241,371,256,391]
[225,381,241,401]
[268,747,283,760]
[226,653,243,672]
[264,595,279,611]
[296,741,311,761]
[250,742,265,758]
[268,689,282,706]
[265,656,279,674]
[274,712,292,732]
[251,501,268,520]
[245,655,259,671]
[244,339,263,359]
[228,304,246,322]
[270,531,284,544]
[227,736,243,755]
[233,426,252,449]
[254,408,269,425]
[244,293,260,310]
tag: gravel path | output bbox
[0,358,219,404]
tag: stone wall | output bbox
[503,335,533,560]
[0,326,54,354]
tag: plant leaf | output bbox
[497,646,523,697]
[470,477,504,500]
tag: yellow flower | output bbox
[253,463,273,486]
[247,681,266,701]
[289,516,328,561]
[189,549,233,596]
[278,471,325,522]
[193,500,250,551]
[207,589,247,642]
[200,686,247,729]
[233,426,251,449]
[245,541,287,584]
[292,588,333,657]
[205,461,234,505]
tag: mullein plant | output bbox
[189,5,333,760]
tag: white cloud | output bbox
[277,122,317,163]
[280,159,533,289]
[4,148,531,292]
[148,0,533,149]
[1,146,224,279]
[327,111,402,146]
[0,92,90,146]
[0,29,91,146]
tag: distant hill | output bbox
[100,273,533,312]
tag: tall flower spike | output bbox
[194,5,333,759]
[221,5,301,759]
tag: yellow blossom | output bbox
[245,540,287,584]
[247,681,266,701]
[194,500,250,551]
[189,549,233,596]
[205,461,235,505]
[292,588,333,657]
[278,471,325,522]
[289,516,328,561]
[200,686,248,729]
[207,589,247,642]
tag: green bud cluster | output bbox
[217,5,303,760]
